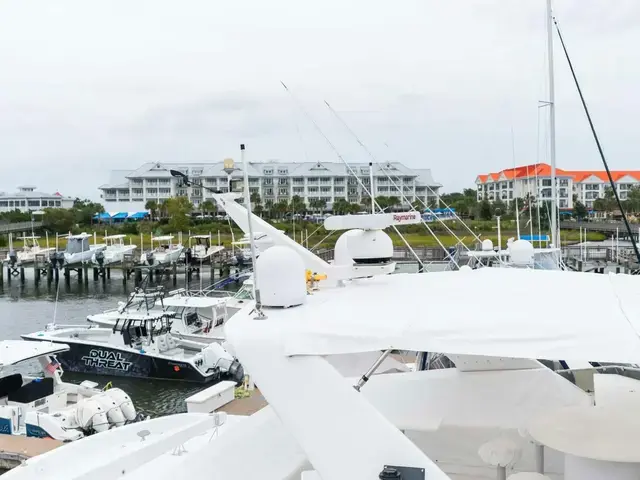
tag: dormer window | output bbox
[277,168,288,175]
[263,168,273,175]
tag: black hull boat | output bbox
[22,315,244,384]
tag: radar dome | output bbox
[349,230,393,264]
[509,239,534,266]
[481,239,494,251]
[334,229,362,266]
[256,246,306,307]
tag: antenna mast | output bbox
[546,0,559,248]
[241,144,265,318]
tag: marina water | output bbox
[0,270,240,417]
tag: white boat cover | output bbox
[265,268,640,364]
[0,340,69,367]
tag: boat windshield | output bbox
[234,284,253,300]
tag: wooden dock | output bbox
[0,435,63,470]
[0,250,240,289]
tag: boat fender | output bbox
[104,388,137,421]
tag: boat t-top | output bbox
[62,233,106,267]
[87,292,230,344]
[0,340,139,442]
[91,234,137,266]
[22,312,244,384]
[187,234,224,264]
[141,235,184,266]
[4,235,55,266]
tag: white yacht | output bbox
[140,235,184,266]
[63,233,106,267]
[91,234,137,266]
[4,236,55,266]
[0,340,139,442]
[22,313,244,384]
[8,210,640,480]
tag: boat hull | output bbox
[21,337,221,384]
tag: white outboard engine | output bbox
[202,343,244,384]
[104,387,137,422]
[77,398,109,433]
[92,393,126,427]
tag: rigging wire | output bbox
[380,143,485,245]
[321,100,463,267]
[279,81,426,269]
[552,16,640,265]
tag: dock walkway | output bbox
[0,435,63,470]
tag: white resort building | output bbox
[0,186,75,213]
[476,163,640,211]
[99,161,442,212]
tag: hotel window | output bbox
[277,168,288,175]
[278,188,288,196]
[263,168,273,175]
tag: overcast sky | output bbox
[1,0,639,200]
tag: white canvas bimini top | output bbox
[244,268,640,364]
[0,340,69,367]
[152,235,175,242]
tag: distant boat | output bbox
[91,234,137,266]
[140,235,184,266]
[63,233,106,267]
[4,235,55,265]
[187,234,224,264]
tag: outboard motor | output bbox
[145,251,155,266]
[7,249,18,267]
[185,247,192,265]
[202,342,245,384]
[93,250,105,267]
[50,251,65,268]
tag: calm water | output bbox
[0,268,241,416]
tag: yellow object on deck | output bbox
[306,270,326,293]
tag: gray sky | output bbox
[1,0,639,200]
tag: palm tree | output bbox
[290,195,306,215]
[200,200,215,218]
[332,198,351,215]
[145,200,158,221]
[386,196,400,212]
[273,200,289,220]
[264,199,274,219]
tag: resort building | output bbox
[99,161,442,212]
[0,186,75,213]
[475,163,640,210]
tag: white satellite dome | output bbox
[256,245,306,308]
[459,265,473,272]
[334,229,362,266]
[481,239,494,251]
[349,230,393,263]
[509,239,534,266]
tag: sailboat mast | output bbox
[546,0,559,248]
